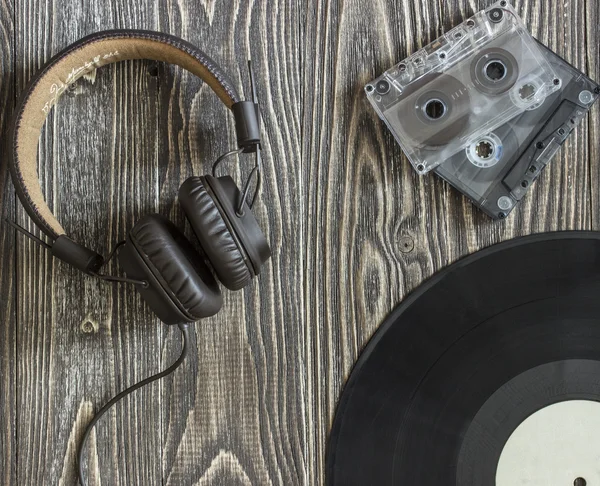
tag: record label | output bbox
[496,400,600,486]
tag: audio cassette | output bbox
[434,42,599,219]
[365,1,560,174]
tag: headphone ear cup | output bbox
[179,176,256,290]
[119,214,223,323]
[205,174,271,273]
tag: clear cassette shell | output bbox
[366,1,560,174]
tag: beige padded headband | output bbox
[10,30,240,240]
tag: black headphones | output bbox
[9,30,271,325]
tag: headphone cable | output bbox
[77,322,190,485]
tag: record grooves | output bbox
[327,233,600,486]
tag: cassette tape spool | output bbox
[366,1,560,174]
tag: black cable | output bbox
[77,323,190,485]
[4,218,52,249]
[90,240,149,287]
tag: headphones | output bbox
[9,30,271,325]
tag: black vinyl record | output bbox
[326,233,600,486]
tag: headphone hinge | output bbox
[232,100,261,153]
[51,235,105,274]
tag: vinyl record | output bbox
[327,233,600,486]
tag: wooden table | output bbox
[0,0,598,484]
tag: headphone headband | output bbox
[10,30,260,274]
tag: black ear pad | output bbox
[118,214,223,324]
[179,175,270,291]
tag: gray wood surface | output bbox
[0,0,16,483]
[0,0,598,484]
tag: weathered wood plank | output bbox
[155,1,304,485]
[15,1,166,484]
[13,0,304,484]
[6,0,599,484]
[587,0,600,229]
[303,0,598,483]
[0,0,15,484]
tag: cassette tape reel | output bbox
[366,1,560,174]
[395,73,471,148]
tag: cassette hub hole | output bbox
[375,80,390,95]
[484,60,507,82]
[467,133,502,168]
[574,478,586,486]
[424,99,447,120]
[475,140,494,160]
[519,83,537,100]
[489,8,504,23]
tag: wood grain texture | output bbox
[586,0,600,228]
[15,1,165,484]
[1,0,599,484]
[0,0,15,484]
[303,0,599,483]
[10,0,304,484]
